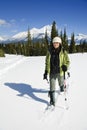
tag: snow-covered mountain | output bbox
[0,25,51,43]
[0,25,87,44]
[11,25,51,42]
[75,34,87,43]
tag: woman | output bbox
[43,36,70,106]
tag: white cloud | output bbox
[11,29,18,33]
[0,19,11,27]
[0,19,7,25]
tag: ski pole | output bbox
[64,71,67,101]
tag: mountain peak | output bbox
[75,33,87,42]
[0,25,87,43]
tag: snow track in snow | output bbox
[0,54,27,77]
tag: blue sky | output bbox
[0,0,87,38]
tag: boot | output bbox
[49,91,55,106]
[60,85,64,92]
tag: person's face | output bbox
[53,42,60,49]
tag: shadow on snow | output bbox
[4,82,48,105]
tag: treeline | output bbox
[0,21,87,57]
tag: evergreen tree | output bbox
[26,26,32,56]
[33,41,41,56]
[0,49,5,57]
[16,42,22,55]
[76,44,81,52]
[27,26,32,46]
[82,40,87,52]
[60,30,63,39]
[69,32,76,53]
[44,28,49,48]
[62,28,69,52]
[50,21,58,45]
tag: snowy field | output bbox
[0,53,87,130]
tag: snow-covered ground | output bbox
[0,53,87,130]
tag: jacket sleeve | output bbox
[45,51,50,74]
[63,51,70,69]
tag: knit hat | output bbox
[52,36,62,44]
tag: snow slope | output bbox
[0,53,87,130]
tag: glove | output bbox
[43,70,48,80]
[62,65,67,72]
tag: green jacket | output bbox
[45,48,70,76]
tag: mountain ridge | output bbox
[0,25,87,44]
